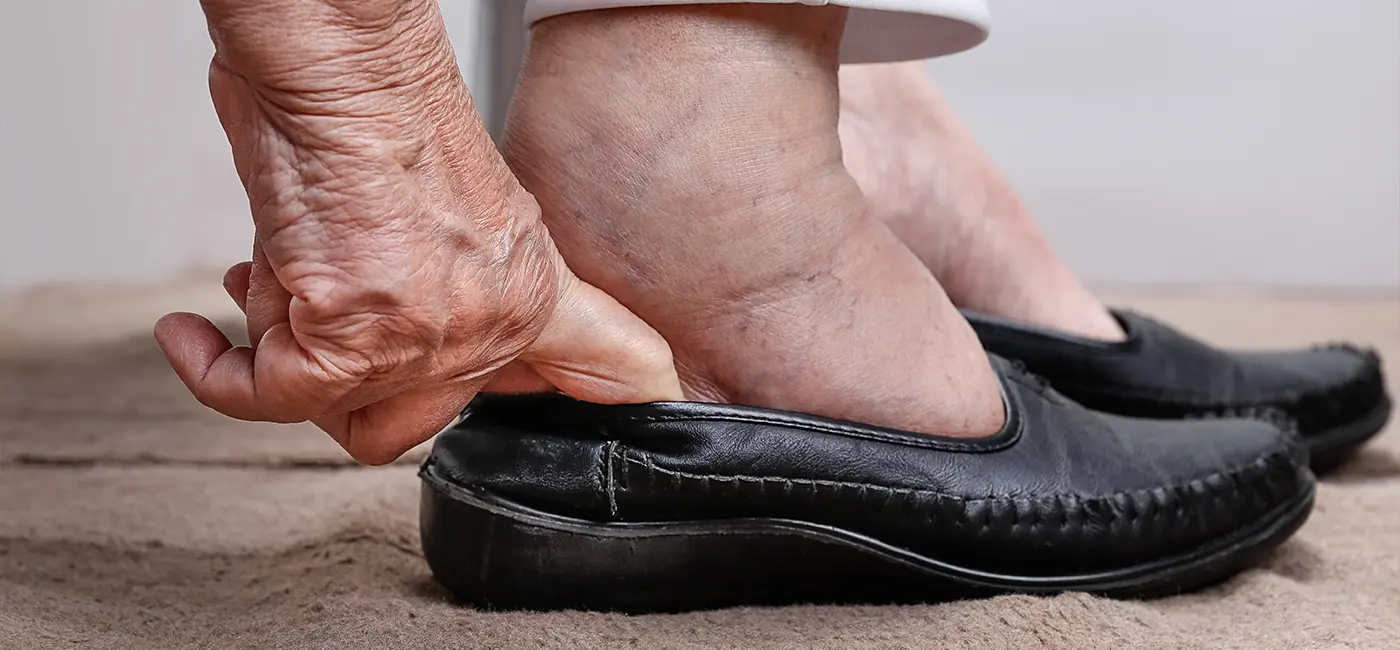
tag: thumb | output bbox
[515,274,684,404]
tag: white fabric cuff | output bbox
[523,0,990,63]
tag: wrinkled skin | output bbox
[156,0,681,465]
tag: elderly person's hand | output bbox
[155,0,682,464]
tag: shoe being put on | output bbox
[419,356,1314,612]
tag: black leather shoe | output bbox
[964,310,1391,471]
[418,357,1314,612]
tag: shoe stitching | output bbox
[618,441,630,493]
[1180,407,1298,435]
[619,448,1291,527]
[591,445,607,513]
[603,440,619,519]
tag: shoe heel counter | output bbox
[424,412,614,521]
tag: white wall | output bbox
[0,1,488,290]
[2,1,1396,290]
[928,0,1400,288]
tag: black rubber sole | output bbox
[1308,394,1393,473]
[419,465,1316,613]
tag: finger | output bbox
[245,321,368,422]
[154,312,270,421]
[315,375,487,466]
[245,241,293,348]
[223,261,253,314]
[520,274,684,404]
[157,312,368,424]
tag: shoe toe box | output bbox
[1239,345,1387,436]
[1034,410,1312,574]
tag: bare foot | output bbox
[503,5,1005,437]
[839,61,1125,341]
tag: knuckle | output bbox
[496,287,556,348]
[191,388,232,415]
[498,231,562,334]
[634,335,677,374]
[613,340,677,388]
[262,401,313,425]
[346,437,406,467]
[319,0,404,34]
[258,386,317,424]
[339,411,424,467]
[288,265,445,376]
[453,220,562,364]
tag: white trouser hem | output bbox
[523,0,990,63]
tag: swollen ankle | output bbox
[503,4,1007,437]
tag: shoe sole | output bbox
[1308,394,1392,473]
[418,464,1316,613]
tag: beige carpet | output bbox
[2,276,1398,650]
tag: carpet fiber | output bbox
[2,277,1397,649]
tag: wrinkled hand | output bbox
[156,0,682,464]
